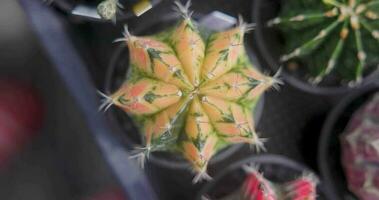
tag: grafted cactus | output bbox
[341,93,379,200]
[100,1,280,182]
[269,0,379,84]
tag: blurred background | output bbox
[0,1,123,199]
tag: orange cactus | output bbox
[100,1,280,182]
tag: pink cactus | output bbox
[341,93,379,200]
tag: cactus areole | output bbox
[269,0,379,85]
[100,2,278,182]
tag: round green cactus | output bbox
[269,0,379,84]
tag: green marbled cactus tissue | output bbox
[269,0,379,84]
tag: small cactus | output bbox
[100,1,279,182]
[241,165,318,200]
[97,0,120,21]
[269,0,379,84]
[341,92,379,200]
[242,166,277,200]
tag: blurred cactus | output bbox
[269,0,379,84]
[0,79,44,168]
[97,0,120,21]
[341,92,379,200]
[100,1,279,182]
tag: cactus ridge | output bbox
[270,0,379,84]
[101,1,277,181]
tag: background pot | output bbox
[251,0,379,95]
[197,154,326,200]
[318,83,379,200]
[103,12,266,199]
[51,0,160,22]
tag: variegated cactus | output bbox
[269,0,379,84]
[341,92,379,200]
[100,1,280,182]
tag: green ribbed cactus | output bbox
[269,0,379,84]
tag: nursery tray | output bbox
[21,0,358,199]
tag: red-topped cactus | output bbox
[100,1,280,182]
[241,166,318,200]
[242,166,277,200]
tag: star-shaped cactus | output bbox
[269,0,379,84]
[100,1,279,182]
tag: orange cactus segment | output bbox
[242,67,274,100]
[127,36,165,73]
[153,52,193,89]
[200,95,230,122]
[201,27,245,81]
[127,36,192,89]
[147,100,188,148]
[111,78,182,115]
[182,142,202,171]
[201,96,256,142]
[200,71,252,101]
[185,97,212,139]
[182,97,217,173]
[202,135,218,162]
[172,19,205,86]
[182,134,218,172]
[144,119,155,148]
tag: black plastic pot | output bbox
[251,0,379,95]
[104,12,265,170]
[197,154,326,200]
[318,83,379,200]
